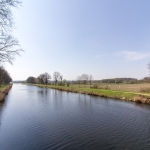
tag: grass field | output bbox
[93,83,150,93]
[64,83,150,93]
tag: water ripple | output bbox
[0,84,150,150]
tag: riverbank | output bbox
[0,84,13,102]
[32,84,150,104]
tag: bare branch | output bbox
[0,0,23,64]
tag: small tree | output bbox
[44,72,51,85]
[81,74,88,87]
[76,76,81,87]
[38,74,45,84]
[88,74,93,87]
[59,75,63,85]
[0,0,23,64]
[38,73,51,85]
[53,71,60,85]
[37,76,44,84]
[26,76,36,84]
[62,79,66,86]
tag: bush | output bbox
[103,86,110,90]
[67,83,70,87]
[57,82,65,86]
[91,84,99,89]
[98,86,110,90]
[139,87,150,93]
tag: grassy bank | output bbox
[32,84,150,104]
[0,84,13,102]
[0,85,9,90]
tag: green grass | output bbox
[0,85,9,90]
[92,83,150,93]
[23,83,150,104]
[33,84,139,101]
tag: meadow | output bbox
[67,83,150,93]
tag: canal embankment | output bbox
[32,84,150,105]
[0,84,13,102]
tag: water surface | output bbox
[0,84,150,150]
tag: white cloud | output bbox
[118,51,150,61]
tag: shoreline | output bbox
[32,84,150,105]
[0,84,13,102]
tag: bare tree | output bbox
[0,0,23,64]
[59,75,63,85]
[81,74,88,87]
[0,35,22,64]
[53,71,60,85]
[44,72,51,85]
[37,77,44,84]
[76,75,81,87]
[88,74,93,87]
[38,74,45,84]
[38,72,51,85]
[0,0,21,32]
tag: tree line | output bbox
[76,74,93,87]
[26,73,94,87]
[26,71,68,86]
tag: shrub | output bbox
[58,82,61,86]
[139,87,150,93]
[91,84,99,89]
[104,86,110,90]
[67,83,70,87]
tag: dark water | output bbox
[0,84,150,150]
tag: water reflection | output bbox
[0,90,11,126]
[0,84,150,150]
[0,102,4,125]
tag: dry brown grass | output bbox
[69,83,150,93]
[103,83,150,92]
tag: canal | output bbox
[0,84,150,150]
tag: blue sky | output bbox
[5,0,150,80]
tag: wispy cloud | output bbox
[94,54,107,58]
[118,51,150,61]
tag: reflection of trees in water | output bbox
[52,89,63,109]
[77,93,93,113]
[37,88,50,106]
[78,93,92,105]
[37,88,64,108]
[0,100,7,126]
[0,103,3,125]
[38,90,47,96]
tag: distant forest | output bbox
[15,77,150,84]
[94,77,150,84]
